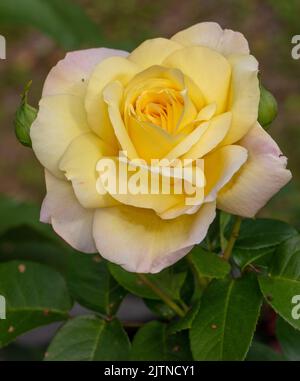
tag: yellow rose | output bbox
[31,22,291,273]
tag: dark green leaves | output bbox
[232,218,298,270]
[188,246,230,279]
[46,316,130,361]
[109,263,186,300]
[277,317,300,361]
[190,274,262,360]
[0,261,72,348]
[14,81,37,148]
[258,83,278,128]
[67,252,126,316]
[246,341,285,361]
[131,321,192,360]
[0,0,101,49]
[259,235,300,329]
[0,195,54,241]
[235,219,297,250]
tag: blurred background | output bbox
[0,0,299,360]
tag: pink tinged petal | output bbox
[93,202,216,273]
[30,94,90,179]
[41,170,96,253]
[171,22,249,56]
[217,123,292,217]
[42,48,128,97]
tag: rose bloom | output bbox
[31,22,291,273]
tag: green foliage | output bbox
[234,218,298,249]
[0,260,72,348]
[0,195,55,241]
[246,341,285,361]
[67,251,127,316]
[1,194,300,361]
[190,274,262,360]
[46,316,131,361]
[131,321,192,360]
[259,235,300,329]
[0,0,101,49]
[108,263,186,301]
[277,316,300,361]
[168,300,201,334]
[232,218,298,270]
[188,246,230,279]
[143,298,176,320]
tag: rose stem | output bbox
[222,216,242,261]
[137,274,185,317]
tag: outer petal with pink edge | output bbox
[41,170,96,253]
[217,123,292,217]
[93,202,216,273]
[42,48,128,97]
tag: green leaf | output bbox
[46,316,130,361]
[131,321,192,360]
[246,341,285,361]
[258,83,278,128]
[0,196,59,243]
[67,252,126,316]
[0,0,101,49]
[235,218,297,250]
[232,219,298,270]
[277,316,300,361]
[0,260,72,348]
[168,300,201,334]
[190,274,262,360]
[108,263,186,300]
[188,246,230,279]
[258,235,300,330]
[233,247,275,271]
[143,299,175,320]
[0,239,70,275]
[14,81,37,148]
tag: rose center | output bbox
[133,88,184,133]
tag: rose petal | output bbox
[43,48,128,98]
[93,202,216,273]
[103,81,139,159]
[182,112,232,160]
[204,145,248,202]
[164,46,231,113]
[59,132,118,208]
[30,94,90,178]
[85,56,139,146]
[41,170,96,253]
[171,22,249,56]
[128,38,182,69]
[221,54,259,145]
[217,123,292,217]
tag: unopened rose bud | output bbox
[258,84,278,129]
[14,81,37,148]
